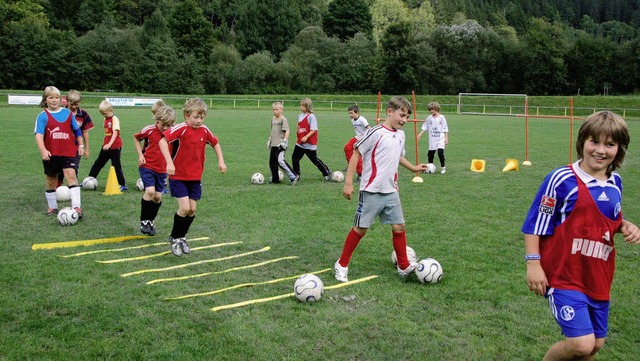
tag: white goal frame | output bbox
[458,93,528,116]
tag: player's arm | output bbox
[133,134,145,165]
[212,143,227,174]
[524,233,547,296]
[158,137,174,175]
[35,133,50,160]
[301,129,316,143]
[399,157,427,173]
[343,148,361,200]
[104,130,118,150]
[82,130,90,159]
[619,219,640,244]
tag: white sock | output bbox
[46,191,57,209]
[69,186,81,209]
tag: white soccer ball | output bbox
[391,246,418,267]
[251,172,265,185]
[55,186,70,202]
[331,171,345,182]
[81,176,98,190]
[293,274,324,302]
[136,178,145,191]
[415,258,443,284]
[57,207,79,226]
[278,170,284,181]
[426,163,436,174]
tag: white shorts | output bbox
[353,191,405,228]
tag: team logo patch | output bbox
[560,305,575,321]
[539,195,556,215]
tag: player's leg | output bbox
[276,147,296,182]
[427,149,436,164]
[305,149,331,179]
[62,163,82,216]
[139,169,159,235]
[88,149,110,178]
[438,148,446,173]
[380,193,415,276]
[269,147,280,183]
[291,145,304,178]
[43,158,61,215]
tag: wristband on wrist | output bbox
[525,254,541,261]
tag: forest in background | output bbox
[1,0,639,96]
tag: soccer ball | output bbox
[136,178,145,191]
[57,207,79,226]
[415,258,443,284]
[331,171,345,182]
[391,246,418,267]
[55,186,70,202]
[278,170,284,181]
[293,274,324,302]
[251,172,265,185]
[426,163,436,174]
[81,176,98,190]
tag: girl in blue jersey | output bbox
[522,111,640,360]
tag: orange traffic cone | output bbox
[103,166,123,195]
[502,159,519,172]
[470,159,485,172]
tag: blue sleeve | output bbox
[34,111,47,135]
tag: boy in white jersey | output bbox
[334,96,428,282]
[343,105,370,177]
[417,102,448,174]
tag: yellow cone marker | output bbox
[209,275,378,312]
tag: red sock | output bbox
[392,231,409,269]
[338,228,364,267]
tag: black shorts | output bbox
[43,156,77,177]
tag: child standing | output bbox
[134,105,176,236]
[291,98,331,181]
[159,98,226,257]
[34,86,85,216]
[58,89,94,187]
[343,105,370,177]
[417,101,448,174]
[87,100,128,191]
[267,102,298,185]
[334,96,428,282]
[522,111,640,359]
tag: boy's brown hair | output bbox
[387,96,412,115]
[576,110,629,174]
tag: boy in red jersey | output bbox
[34,86,85,217]
[134,105,176,236]
[291,98,331,181]
[159,98,227,256]
[87,100,128,191]
[57,89,94,187]
[522,111,640,360]
[334,96,428,282]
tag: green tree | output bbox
[168,0,215,59]
[205,44,242,94]
[371,0,410,45]
[522,18,568,95]
[280,26,328,92]
[323,0,373,40]
[138,9,182,94]
[378,21,420,94]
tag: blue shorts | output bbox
[169,179,202,200]
[546,288,609,338]
[353,191,404,228]
[139,167,167,193]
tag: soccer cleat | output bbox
[440,166,446,174]
[46,208,58,216]
[147,220,156,236]
[397,262,419,278]
[170,237,182,257]
[290,175,299,186]
[334,261,349,282]
[324,175,331,181]
[140,221,150,235]
[120,185,128,192]
[179,238,191,254]
[74,207,84,219]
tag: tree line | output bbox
[1,0,639,96]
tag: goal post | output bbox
[458,93,528,116]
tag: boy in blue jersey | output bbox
[522,111,640,360]
[34,86,85,217]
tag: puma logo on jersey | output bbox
[597,191,609,202]
[571,237,614,261]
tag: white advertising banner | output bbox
[106,98,162,107]
[8,95,41,105]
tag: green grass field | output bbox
[1,103,639,360]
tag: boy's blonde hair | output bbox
[183,98,207,117]
[300,98,313,112]
[98,100,113,114]
[39,86,61,108]
[428,102,441,112]
[67,90,82,104]
[154,105,177,127]
[387,96,412,115]
[272,101,283,109]
[576,110,629,174]
[151,99,166,115]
